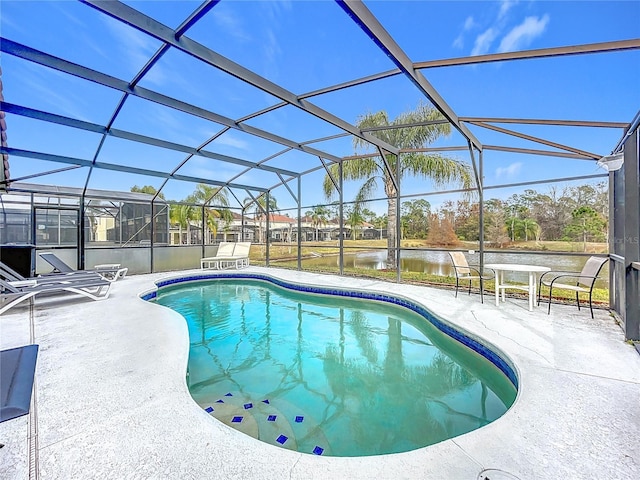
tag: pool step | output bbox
[193,391,331,455]
[257,395,332,456]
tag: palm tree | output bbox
[169,204,196,244]
[323,103,474,268]
[307,205,331,241]
[520,217,539,242]
[189,184,230,243]
[373,214,387,240]
[243,193,278,244]
[345,205,364,240]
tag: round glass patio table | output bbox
[484,263,551,311]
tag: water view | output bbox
[295,249,609,288]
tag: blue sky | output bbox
[1,0,639,212]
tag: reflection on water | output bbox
[300,250,609,287]
[156,279,516,457]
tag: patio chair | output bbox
[0,260,101,285]
[228,242,251,269]
[38,252,128,282]
[201,242,236,269]
[0,276,111,315]
[537,256,609,318]
[448,251,494,304]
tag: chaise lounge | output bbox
[200,242,251,270]
[39,252,128,282]
[0,276,112,315]
[0,260,105,285]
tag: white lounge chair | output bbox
[201,242,236,269]
[39,252,128,282]
[0,276,111,315]
[0,260,103,285]
[200,242,251,270]
[227,242,251,269]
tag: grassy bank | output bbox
[267,260,609,305]
[257,239,609,260]
[249,239,609,306]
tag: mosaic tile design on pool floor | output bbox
[198,391,330,456]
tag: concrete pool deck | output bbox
[1,266,639,479]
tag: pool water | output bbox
[154,278,517,457]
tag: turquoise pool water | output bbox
[153,277,517,457]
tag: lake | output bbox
[295,249,609,288]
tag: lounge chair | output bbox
[0,276,111,315]
[537,256,609,318]
[39,252,128,282]
[201,242,236,269]
[0,260,101,285]
[227,242,251,269]
[448,251,494,304]
[201,242,251,270]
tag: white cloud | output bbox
[100,16,167,84]
[498,0,518,20]
[215,133,249,151]
[464,16,476,30]
[471,28,499,56]
[213,9,252,43]
[20,65,92,122]
[453,16,476,49]
[496,162,523,178]
[498,15,550,52]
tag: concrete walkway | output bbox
[1,267,638,479]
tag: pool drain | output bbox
[477,468,521,480]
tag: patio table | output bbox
[484,263,551,311]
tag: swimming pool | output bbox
[148,273,517,457]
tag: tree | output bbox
[425,212,459,246]
[520,217,539,242]
[401,199,431,239]
[344,205,364,240]
[188,184,231,243]
[131,185,165,199]
[306,205,331,241]
[534,188,573,241]
[564,206,607,251]
[452,200,480,241]
[243,194,278,244]
[169,204,196,244]
[323,103,473,268]
[360,208,378,224]
[373,213,387,240]
[484,198,509,247]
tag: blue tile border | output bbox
[145,272,518,389]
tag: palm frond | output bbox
[402,153,474,190]
[354,176,379,205]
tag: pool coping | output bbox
[1,266,639,479]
